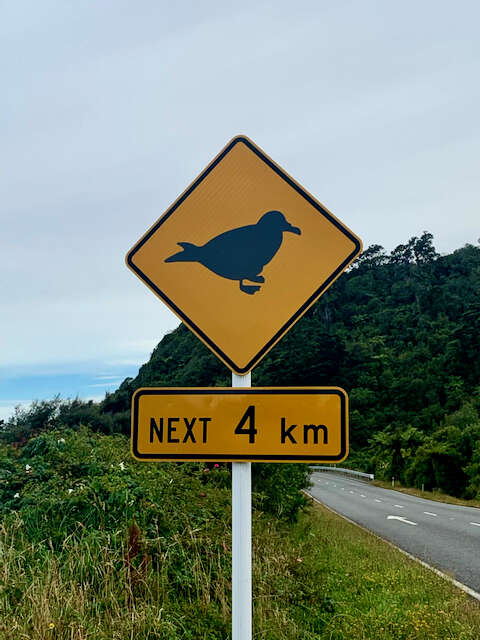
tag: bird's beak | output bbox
[286,224,301,235]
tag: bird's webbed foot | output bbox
[246,275,265,283]
[240,280,261,295]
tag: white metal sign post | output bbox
[231,370,252,640]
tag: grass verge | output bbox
[252,500,480,639]
[1,427,479,639]
[2,499,480,639]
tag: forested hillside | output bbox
[100,233,480,498]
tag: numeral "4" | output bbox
[234,405,257,444]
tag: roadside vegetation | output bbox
[1,426,480,639]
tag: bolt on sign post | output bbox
[126,135,362,640]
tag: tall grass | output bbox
[2,502,480,639]
[0,511,231,639]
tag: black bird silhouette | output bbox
[165,210,301,294]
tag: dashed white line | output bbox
[360,494,366,498]
[349,491,355,494]
[424,512,438,517]
[470,522,480,527]
[375,499,382,503]
[394,504,404,509]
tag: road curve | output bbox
[307,471,480,593]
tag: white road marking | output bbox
[387,515,417,526]
[394,504,404,509]
[375,499,382,503]
[349,491,355,494]
[424,512,438,517]
[470,522,480,527]
[360,494,366,498]
[341,487,345,491]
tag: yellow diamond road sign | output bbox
[126,136,362,373]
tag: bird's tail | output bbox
[165,242,200,263]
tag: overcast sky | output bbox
[1,1,479,419]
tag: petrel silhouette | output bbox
[165,210,301,294]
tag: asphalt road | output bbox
[307,471,480,593]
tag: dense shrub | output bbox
[0,426,310,548]
[0,428,230,545]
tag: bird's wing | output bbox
[203,224,257,252]
[200,224,278,278]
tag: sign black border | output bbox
[126,136,361,374]
[131,387,348,462]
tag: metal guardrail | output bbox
[310,466,374,482]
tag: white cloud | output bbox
[87,382,123,388]
[85,394,108,404]
[0,402,26,422]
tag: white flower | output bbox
[14,492,20,498]
[119,462,126,471]
[25,464,32,472]
[68,488,74,494]
[57,438,66,444]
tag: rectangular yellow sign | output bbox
[131,387,348,463]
